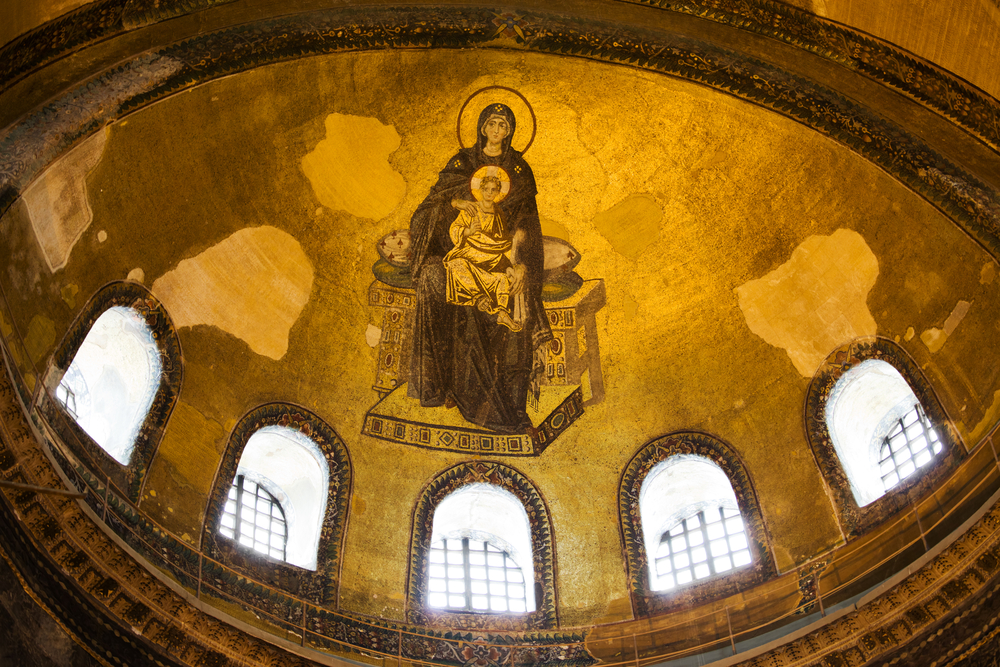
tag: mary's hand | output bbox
[508,264,528,296]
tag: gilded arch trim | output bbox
[2,1,999,155]
[407,461,558,630]
[804,337,966,537]
[39,280,182,503]
[1,8,999,267]
[618,431,776,617]
[201,402,352,608]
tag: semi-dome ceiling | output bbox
[1,1,1000,666]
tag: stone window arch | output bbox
[202,404,351,604]
[407,461,557,630]
[42,281,182,502]
[806,337,964,536]
[619,432,775,617]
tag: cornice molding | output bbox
[1,7,998,265]
[2,0,998,154]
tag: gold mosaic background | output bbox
[2,46,999,628]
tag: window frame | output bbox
[806,337,964,537]
[619,432,775,617]
[221,474,289,562]
[427,536,529,613]
[201,403,352,606]
[407,461,558,631]
[41,281,182,503]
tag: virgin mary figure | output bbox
[407,103,552,434]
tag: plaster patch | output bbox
[981,262,996,285]
[943,300,971,335]
[736,229,878,376]
[60,284,79,309]
[151,227,314,360]
[152,401,226,496]
[127,268,145,283]
[592,195,664,261]
[365,324,382,348]
[97,230,107,243]
[921,300,971,353]
[970,389,1000,443]
[921,328,947,352]
[23,130,107,272]
[24,315,56,365]
[302,114,406,220]
[904,326,915,341]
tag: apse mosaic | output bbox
[1,12,1000,652]
[361,87,605,455]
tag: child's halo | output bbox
[470,166,511,203]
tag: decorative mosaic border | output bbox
[738,496,1000,667]
[0,0,126,93]
[2,0,999,157]
[804,337,966,538]
[623,0,1000,153]
[40,280,183,503]
[1,7,998,266]
[201,403,353,608]
[9,348,1000,667]
[618,431,777,618]
[407,461,559,631]
[363,387,584,455]
[0,359,593,666]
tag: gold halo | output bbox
[457,86,536,154]
[470,166,511,202]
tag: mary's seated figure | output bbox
[407,103,553,434]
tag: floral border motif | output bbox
[618,431,776,617]
[626,0,1000,153]
[201,403,353,607]
[407,461,558,631]
[2,8,999,265]
[804,336,966,537]
[39,280,182,503]
[2,1,999,157]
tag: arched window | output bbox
[54,306,161,465]
[825,359,942,507]
[202,404,351,604]
[221,425,328,570]
[408,462,557,630]
[806,339,963,536]
[428,484,533,613]
[619,433,774,616]
[640,456,751,592]
[43,282,182,502]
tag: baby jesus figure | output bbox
[444,171,525,332]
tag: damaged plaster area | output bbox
[592,195,664,261]
[736,229,879,377]
[301,113,406,220]
[23,130,107,272]
[921,300,971,353]
[151,227,313,360]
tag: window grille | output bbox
[219,475,287,561]
[879,403,942,492]
[56,381,77,418]
[653,505,751,591]
[427,537,527,613]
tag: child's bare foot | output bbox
[445,397,457,409]
[497,310,523,332]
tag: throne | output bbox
[362,232,605,456]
